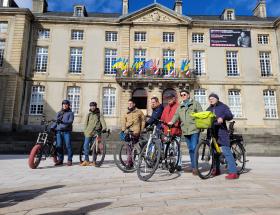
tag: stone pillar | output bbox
[122,0,129,15]
[253,0,267,18]
[174,0,182,15]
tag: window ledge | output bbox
[263,118,279,120]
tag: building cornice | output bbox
[0,8,33,18]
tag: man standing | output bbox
[161,93,182,171]
[170,90,203,175]
[145,97,164,129]
[52,100,74,166]
[121,99,146,166]
[207,93,239,179]
[81,102,107,167]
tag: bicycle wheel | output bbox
[92,140,106,167]
[79,141,93,163]
[231,140,246,174]
[195,140,213,179]
[165,139,180,173]
[114,142,136,173]
[28,144,43,169]
[137,140,161,181]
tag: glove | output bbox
[102,129,107,133]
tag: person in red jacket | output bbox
[160,93,182,171]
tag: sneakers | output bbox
[192,169,198,176]
[67,161,72,166]
[80,161,91,166]
[54,161,63,166]
[225,173,239,180]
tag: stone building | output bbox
[0,0,279,134]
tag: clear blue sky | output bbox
[15,0,280,17]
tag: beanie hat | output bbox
[89,102,97,107]
[208,93,219,100]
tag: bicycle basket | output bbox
[191,111,216,129]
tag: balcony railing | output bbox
[115,69,197,83]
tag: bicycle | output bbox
[79,129,111,167]
[137,120,181,181]
[114,129,148,173]
[28,118,58,169]
[194,121,246,179]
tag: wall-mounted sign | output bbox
[210,29,251,48]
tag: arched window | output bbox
[132,88,147,109]
[162,88,177,107]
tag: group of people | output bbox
[51,90,239,180]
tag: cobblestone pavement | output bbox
[0,155,279,215]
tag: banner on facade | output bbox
[210,29,251,48]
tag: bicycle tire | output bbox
[231,140,246,174]
[114,143,136,173]
[28,144,43,169]
[137,140,161,181]
[165,139,180,174]
[92,141,106,167]
[195,140,213,179]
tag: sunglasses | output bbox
[180,94,187,97]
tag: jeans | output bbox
[214,146,237,174]
[83,136,96,162]
[184,133,200,169]
[56,131,73,162]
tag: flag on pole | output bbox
[164,59,175,76]
[181,59,191,77]
[152,59,160,75]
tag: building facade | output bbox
[0,0,280,134]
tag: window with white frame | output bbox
[192,33,204,43]
[258,34,269,45]
[35,47,48,72]
[0,22,8,33]
[75,7,83,17]
[71,30,84,40]
[134,49,146,62]
[226,51,239,76]
[104,48,117,75]
[163,32,174,42]
[226,10,234,20]
[194,89,207,110]
[163,49,175,75]
[228,90,243,118]
[69,47,83,73]
[193,50,205,76]
[134,32,146,42]
[38,29,50,39]
[105,31,118,42]
[67,87,80,115]
[260,51,272,77]
[0,40,5,67]
[103,88,116,116]
[263,90,278,118]
[29,85,45,115]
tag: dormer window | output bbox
[74,5,86,17]
[222,9,235,21]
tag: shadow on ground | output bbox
[0,185,65,208]
[40,202,112,215]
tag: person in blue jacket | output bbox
[52,100,75,166]
[145,97,164,129]
[206,93,238,179]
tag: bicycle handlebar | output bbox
[146,115,174,128]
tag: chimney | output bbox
[253,0,267,18]
[32,0,48,13]
[174,0,183,14]
[122,0,129,15]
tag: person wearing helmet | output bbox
[51,99,74,166]
[80,102,107,166]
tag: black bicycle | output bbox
[28,118,58,169]
[195,121,246,179]
[79,129,111,167]
[137,120,181,181]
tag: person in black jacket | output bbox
[207,93,238,180]
[51,100,74,166]
[145,97,164,129]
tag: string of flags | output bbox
[112,58,192,77]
